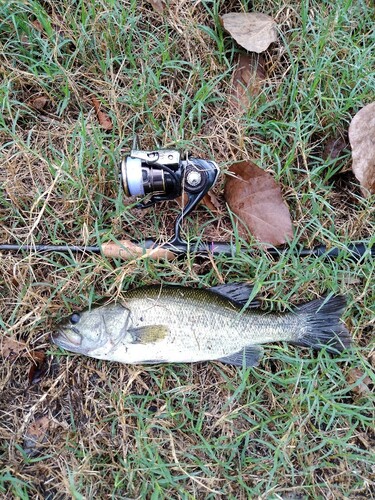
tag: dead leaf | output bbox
[224,161,293,246]
[176,191,221,212]
[221,12,277,54]
[230,53,266,113]
[322,134,348,161]
[348,102,375,197]
[1,337,45,363]
[347,368,372,396]
[148,0,166,14]
[31,19,43,32]
[201,191,221,212]
[28,352,49,385]
[92,96,113,131]
[23,416,50,456]
[2,337,27,360]
[29,96,48,111]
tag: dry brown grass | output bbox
[0,0,374,498]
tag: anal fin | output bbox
[218,345,264,367]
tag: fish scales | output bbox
[52,283,351,367]
[125,287,295,358]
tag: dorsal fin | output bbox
[209,282,261,308]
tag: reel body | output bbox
[120,146,219,244]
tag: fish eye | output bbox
[70,313,81,325]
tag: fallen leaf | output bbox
[347,368,372,396]
[32,13,69,39]
[348,102,375,197]
[1,337,45,363]
[29,96,48,111]
[28,352,49,385]
[2,337,27,359]
[148,0,166,14]
[31,19,43,32]
[176,191,221,212]
[23,416,50,456]
[221,12,277,54]
[224,161,293,246]
[322,134,348,161]
[201,191,221,212]
[92,96,113,131]
[230,53,266,113]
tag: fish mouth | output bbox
[51,328,83,353]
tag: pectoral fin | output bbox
[218,345,264,367]
[129,325,169,344]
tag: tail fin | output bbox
[294,295,351,354]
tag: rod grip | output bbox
[101,240,176,260]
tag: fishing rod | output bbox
[1,143,374,262]
[0,241,373,261]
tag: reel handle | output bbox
[172,157,219,243]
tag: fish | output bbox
[51,283,351,367]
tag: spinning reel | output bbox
[119,141,219,245]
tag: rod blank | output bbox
[0,241,373,261]
[0,244,101,254]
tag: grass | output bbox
[0,0,374,498]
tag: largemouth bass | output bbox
[52,283,351,367]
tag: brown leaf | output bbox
[2,337,27,360]
[92,96,113,131]
[1,337,45,363]
[31,19,43,32]
[201,191,221,212]
[224,161,293,246]
[23,416,50,456]
[348,102,375,197]
[230,53,266,113]
[148,0,166,14]
[177,191,221,212]
[28,352,49,385]
[30,350,45,363]
[221,12,277,54]
[347,368,372,396]
[29,96,48,111]
[322,134,348,161]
